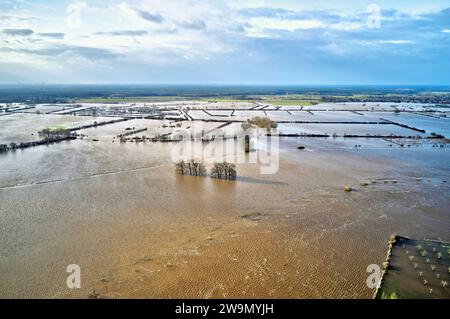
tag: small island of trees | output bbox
[175,160,206,176]
[175,160,236,180]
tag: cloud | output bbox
[0,13,38,22]
[240,8,367,35]
[2,28,34,36]
[138,11,165,24]
[1,45,118,60]
[330,22,362,31]
[177,19,207,30]
[379,40,414,44]
[248,17,324,32]
[38,33,65,39]
[0,1,449,84]
[95,30,148,36]
[248,7,343,21]
[118,3,164,24]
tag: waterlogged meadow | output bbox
[0,101,449,298]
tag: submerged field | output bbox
[378,237,449,299]
[0,100,449,298]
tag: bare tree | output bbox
[211,161,237,180]
[175,160,206,176]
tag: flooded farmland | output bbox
[0,101,449,298]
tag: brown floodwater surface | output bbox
[0,130,449,298]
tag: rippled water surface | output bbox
[0,114,449,298]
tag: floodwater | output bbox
[380,237,449,299]
[0,113,111,145]
[0,111,449,299]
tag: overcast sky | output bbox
[0,0,449,85]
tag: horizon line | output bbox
[1,83,450,87]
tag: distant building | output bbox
[0,144,7,152]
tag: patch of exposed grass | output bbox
[201,98,257,103]
[265,99,318,106]
[380,290,399,299]
[76,94,324,106]
[45,125,68,131]
[76,96,195,103]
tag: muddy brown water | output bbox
[0,122,449,298]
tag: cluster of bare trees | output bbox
[38,127,71,140]
[241,117,278,131]
[211,162,237,180]
[175,160,206,176]
[241,117,278,153]
[175,160,236,180]
[246,116,278,129]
